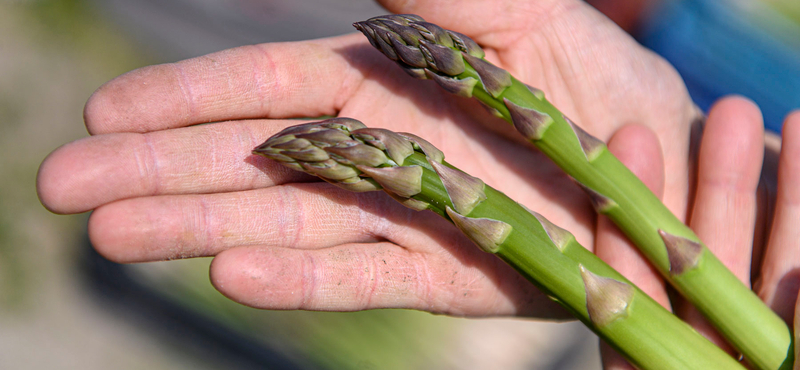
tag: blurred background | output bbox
[1,0,798,369]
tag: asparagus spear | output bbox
[353,15,792,370]
[253,118,744,370]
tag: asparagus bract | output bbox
[254,118,744,370]
[354,15,792,370]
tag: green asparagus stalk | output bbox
[353,15,792,370]
[253,118,744,370]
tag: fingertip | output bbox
[36,134,149,215]
[208,247,253,303]
[209,247,304,310]
[780,111,800,187]
[37,146,68,214]
[708,95,762,121]
[700,95,765,191]
[706,96,764,138]
[781,109,800,141]
[83,82,114,135]
[83,64,189,135]
[606,124,664,197]
[87,202,159,264]
[704,96,765,160]
[37,140,94,214]
[87,204,127,263]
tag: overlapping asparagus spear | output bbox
[253,118,743,370]
[353,15,792,370]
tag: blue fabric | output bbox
[637,0,800,133]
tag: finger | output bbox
[679,96,764,347]
[795,293,800,370]
[209,242,568,318]
[689,96,764,280]
[594,124,668,370]
[751,130,782,279]
[84,34,370,134]
[757,110,800,324]
[595,124,669,305]
[599,342,636,370]
[36,119,315,215]
[88,182,415,263]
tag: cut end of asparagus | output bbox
[580,265,634,327]
[658,230,703,275]
[503,98,553,141]
[445,207,512,253]
[431,160,487,215]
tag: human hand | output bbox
[38,0,700,318]
[595,96,800,369]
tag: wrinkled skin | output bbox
[35,0,800,368]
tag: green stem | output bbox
[402,153,743,370]
[255,120,746,369]
[353,15,792,369]
[491,76,792,370]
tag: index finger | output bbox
[84,33,371,134]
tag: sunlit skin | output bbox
[35,0,800,368]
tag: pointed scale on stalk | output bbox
[254,118,745,370]
[445,207,511,253]
[580,265,634,327]
[430,160,486,215]
[527,208,575,252]
[357,165,423,198]
[503,98,553,141]
[658,230,704,275]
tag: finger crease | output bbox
[277,186,303,248]
[201,197,215,256]
[412,251,434,312]
[333,59,363,114]
[173,62,197,125]
[255,44,280,117]
[240,121,263,188]
[140,134,161,195]
[360,248,378,310]
[300,251,317,309]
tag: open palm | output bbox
[38,0,701,318]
